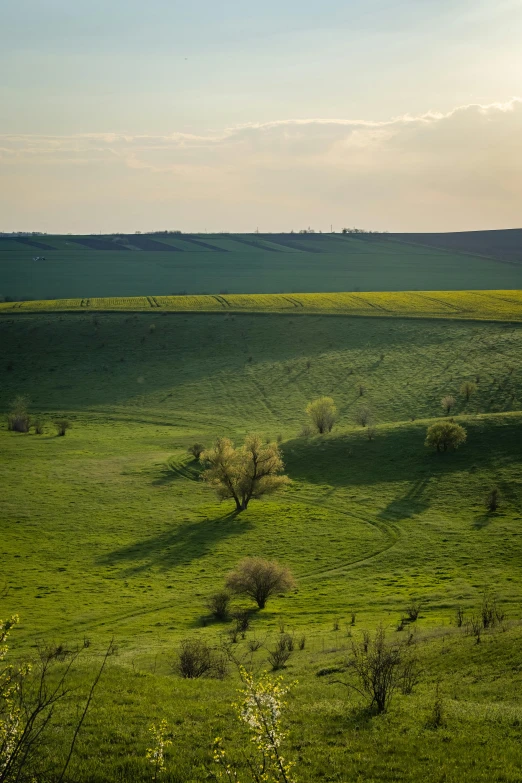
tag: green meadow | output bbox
[1,307,522,782]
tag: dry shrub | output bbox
[175,638,227,679]
[226,558,295,609]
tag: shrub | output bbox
[188,443,205,461]
[425,421,466,452]
[441,395,456,414]
[298,634,306,650]
[485,487,499,512]
[345,626,405,713]
[232,608,251,635]
[306,396,337,434]
[366,426,377,441]
[357,383,366,397]
[267,635,293,670]
[54,419,71,436]
[405,601,422,622]
[205,590,231,621]
[225,558,296,609]
[33,420,44,435]
[7,395,30,433]
[247,638,262,653]
[175,638,225,679]
[455,606,465,627]
[400,656,421,695]
[299,424,313,438]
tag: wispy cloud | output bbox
[1,100,521,232]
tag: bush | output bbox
[175,638,226,679]
[425,421,466,452]
[346,626,405,713]
[485,487,500,512]
[188,443,206,461]
[226,558,295,609]
[267,635,293,670]
[7,395,30,433]
[405,601,422,621]
[205,590,231,621]
[54,419,71,436]
[33,420,44,435]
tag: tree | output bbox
[201,436,290,512]
[441,395,456,415]
[460,381,477,402]
[425,421,467,452]
[305,397,337,434]
[225,558,295,609]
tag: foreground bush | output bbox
[175,638,226,679]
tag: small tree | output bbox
[188,443,205,461]
[425,421,466,452]
[54,419,71,437]
[305,397,337,434]
[201,436,290,512]
[460,381,477,402]
[225,558,295,609]
[354,405,372,427]
[7,395,30,433]
[441,395,456,415]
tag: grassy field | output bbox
[2,306,522,781]
[2,232,522,300]
[2,288,522,322]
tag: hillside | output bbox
[390,228,522,265]
[2,231,522,300]
[2,306,522,782]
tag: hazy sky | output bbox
[1,0,521,232]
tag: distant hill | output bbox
[389,228,522,265]
[1,230,521,300]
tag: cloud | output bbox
[1,99,521,231]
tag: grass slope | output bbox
[2,289,522,322]
[2,232,522,300]
[1,310,522,782]
[391,228,522,265]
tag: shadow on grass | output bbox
[98,510,249,574]
[378,476,432,520]
[152,457,203,487]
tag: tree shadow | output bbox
[152,457,203,487]
[473,512,494,530]
[378,476,432,520]
[97,510,249,575]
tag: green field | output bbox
[2,232,522,301]
[2,303,522,782]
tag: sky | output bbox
[1,0,521,233]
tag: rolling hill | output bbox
[2,230,522,300]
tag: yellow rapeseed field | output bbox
[1,290,522,322]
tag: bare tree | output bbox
[335,626,406,714]
[225,558,296,609]
[201,436,289,512]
